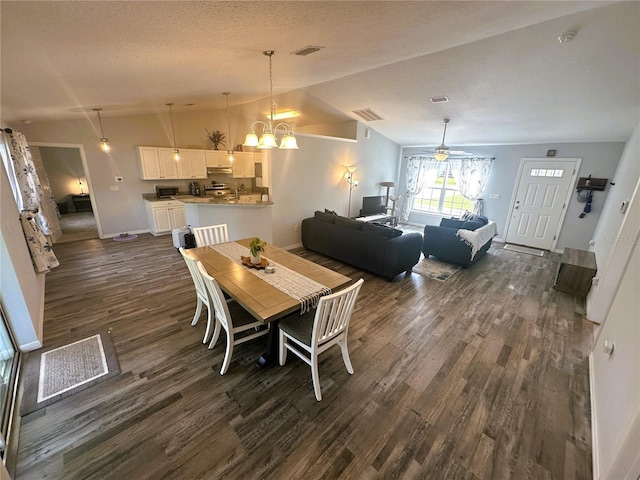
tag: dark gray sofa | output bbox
[301,211,423,281]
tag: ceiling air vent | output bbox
[291,45,324,56]
[352,108,383,122]
[430,95,449,104]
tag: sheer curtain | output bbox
[1,128,59,273]
[401,156,440,222]
[451,157,494,215]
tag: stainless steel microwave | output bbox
[156,186,179,198]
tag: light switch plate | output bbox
[488,193,500,200]
[109,185,119,192]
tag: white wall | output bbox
[400,142,624,250]
[590,124,640,270]
[271,123,401,248]
[590,230,640,479]
[14,109,400,245]
[586,123,640,478]
[0,161,44,351]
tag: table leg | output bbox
[255,319,280,369]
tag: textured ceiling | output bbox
[1,1,638,147]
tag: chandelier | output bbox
[244,51,299,150]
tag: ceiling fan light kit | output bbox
[434,118,451,161]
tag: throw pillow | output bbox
[335,216,363,230]
[363,222,402,238]
[440,218,466,229]
[460,220,483,231]
[314,210,336,223]
[477,215,489,226]
[461,211,479,222]
[324,208,338,215]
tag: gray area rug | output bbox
[20,329,119,416]
[412,256,461,282]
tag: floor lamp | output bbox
[345,169,359,218]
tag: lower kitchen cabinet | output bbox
[145,200,186,235]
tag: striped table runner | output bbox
[210,242,332,313]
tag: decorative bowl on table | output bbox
[241,256,269,269]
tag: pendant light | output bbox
[93,108,110,153]
[222,92,234,163]
[244,51,299,150]
[166,103,180,161]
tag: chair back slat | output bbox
[193,224,229,247]
[179,247,208,300]
[312,279,364,346]
[197,261,232,330]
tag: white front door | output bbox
[505,158,579,250]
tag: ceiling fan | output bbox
[431,118,472,160]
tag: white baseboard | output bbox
[19,340,43,352]
[282,242,303,251]
[102,228,150,239]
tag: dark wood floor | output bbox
[12,233,594,479]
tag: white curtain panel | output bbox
[19,212,59,273]
[1,129,59,273]
[401,156,440,222]
[453,157,494,215]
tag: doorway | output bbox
[31,143,102,243]
[505,158,580,251]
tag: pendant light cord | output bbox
[167,103,177,149]
[223,92,232,151]
[97,110,106,138]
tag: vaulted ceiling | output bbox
[1,1,638,147]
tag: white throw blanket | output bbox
[456,221,497,260]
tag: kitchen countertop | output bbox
[170,195,273,206]
[142,193,272,205]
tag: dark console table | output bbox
[71,194,92,212]
[554,247,597,297]
[354,213,398,227]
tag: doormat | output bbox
[113,233,138,242]
[20,330,120,416]
[412,256,461,282]
[504,244,545,257]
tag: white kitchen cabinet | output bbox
[138,146,179,179]
[145,200,186,235]
[176,149,207,178]
[205,150,232,168]
[232,152,256,178]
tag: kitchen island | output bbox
[175,195,273,242]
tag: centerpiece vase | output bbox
[250,252,262,264]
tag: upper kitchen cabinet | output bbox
[176,149,207,178]
[139,146,178,179]
[138,146,206,180]
[205,150,232,168]
[232,152,257,178]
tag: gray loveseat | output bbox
[301,211,423,281]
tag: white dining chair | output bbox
[278,278,364,401]
[179,247,214,344]
[193,224,229,247]
[196,261,269,375]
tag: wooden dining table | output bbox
[186,238,352,366]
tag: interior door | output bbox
[505,158,578,250]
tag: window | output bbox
[412,160,474,216]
